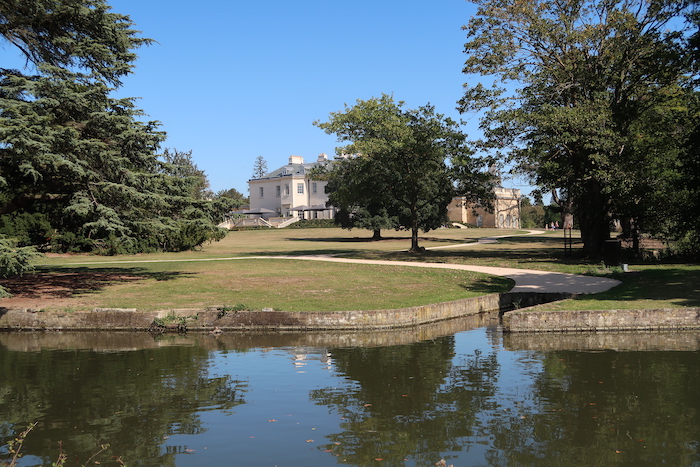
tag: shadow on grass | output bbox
[286,235,500,245]
[1,266,190,300]
[458,277,515,295]
[348,245,581,266]
[576,268,700,307]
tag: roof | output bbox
[249,155,331,182]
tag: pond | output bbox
[1,314,699,466]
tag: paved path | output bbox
[61,230,621,295]
[267,229,620,294]
[267,255,621,294]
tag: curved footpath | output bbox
[13,229,698,334]
[58,230,621,295]
[263,229,621,295]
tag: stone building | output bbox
[447,187,522,228]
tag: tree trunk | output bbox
[577,181,611,258]
[409,227,420,252]
[552,188,575,229]
[372,229,382,240]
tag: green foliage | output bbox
[251,155,268,179]
[1,421,36,466]
[0,236,42,297]
[315,95,493,251]
[0,2,229,254]
[0,211,52,247]
[285,219,336,229]
[460,0,693,257]
[217,303,251,318]
[0,0,151,86]
[215,187,248,205]
[159,148,212,199]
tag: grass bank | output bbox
[4,227,699,312]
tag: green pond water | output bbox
[1,314,699,466]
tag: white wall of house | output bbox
[248,154,333,219]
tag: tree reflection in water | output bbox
[0,342,246,466]
[312,333,501,465]
[1,326,699,466]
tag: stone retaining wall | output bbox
[503,308,700,333]
[0,292,570,332]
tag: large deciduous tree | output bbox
[317,154,399,241]
[460,0,691,257]
[315,95,492,252]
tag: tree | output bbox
[0,0,151,86]
[316,155,399,240]
[215,187,248,204]
[315,95,491,252]
[251,155,268,179]
[0,237,42,297]
[160,148,212,200]
[460,0,691,257]
[0,67,228,253]
[0,1,228,253]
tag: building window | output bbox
[284,184,289,196]
[276,185,281,197]
[312,182,317,194]
[259,187,264,198]
[297,183,304,194]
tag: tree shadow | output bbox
[577,268,700,307]
[1,266,189,299]
[286,236,409,243]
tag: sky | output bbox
[1,0,535,197]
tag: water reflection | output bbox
[0,344,246,466]
[1,319,699,466]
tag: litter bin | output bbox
[604,239,622,266]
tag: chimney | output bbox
[289,155,304,164]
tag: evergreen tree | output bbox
[251,155,268,179]
[0,1,228,254]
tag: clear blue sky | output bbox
[2,0,535,197]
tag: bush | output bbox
[0,237,43,297]
[285,219,336,229]
[0,212,53,247]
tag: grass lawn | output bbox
[4,226,699,312]
[34,259,511,312]
[529,264,700,310]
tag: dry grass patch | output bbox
[5,258,513,312]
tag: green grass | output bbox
[38,259,511,312]
[6,226,699,312]
[530,264,700,311]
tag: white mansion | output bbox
[246,154,521,229]
[248,154,335,220]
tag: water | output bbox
[1,315,699,466]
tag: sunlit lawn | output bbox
[40,259,511,312]
[26,228,517,312]
[15,226,700,311]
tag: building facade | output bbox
[248,154,334,219]
[447,187,522,229]
[248,155,521,227]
